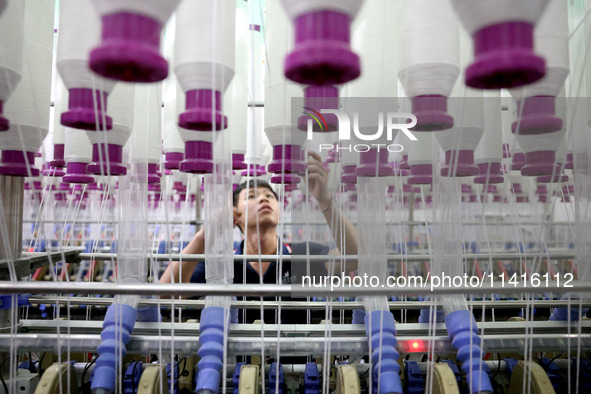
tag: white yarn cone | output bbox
[0,0,24,131]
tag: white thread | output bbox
[162,76,185,154]
[227,78,248,155]
[501,94,523,156]
[0,0,54,152]
[476,91,503,163]
[133,84,162,164]
[513,96,567,154]
[0,0,24,102]
[57,0,116,93]
[449,0,549,34]
[281,0,364,20]
[407,132,434,165]
[174,0,235,93]
[265,0,292,86]
[52,74,67,145]
[91,0,180,25]
[398,0,460,98]
[436,90,484,152]
[87,83,134,147]
[65,128,93,163]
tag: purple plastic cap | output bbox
[0,150,39,177]
[268,145,307,174]
[298,85,339,131]
[285,10,360,85]
[511,152,526,170]
[502,143,511,158]
[62,88,112,130]
[441,150,479,177]
[563,185,574,194]
[469,195,478,203]
[42,165,65,177]
[411,95,453,131]
[0,101,8,131]
[521,150,559,176]
[399,155,410,170]
[232,153,247,170]
[393,161,410,177]
[484,184,498,194]
[492,194,503,202]
[164,152,183,170]
[179,90,226,131]
[516,196,529,203]
[88,143,126,175]
[536,173,569,183]
[270,173,301,185]
[565,153,573,170]
[341,164,357,184]
[461,184,472,194]
[408,163,433,185]
[241,164,265,177]
[355,148,393,177]
[90,12,168,82]
[50,144,66,168]
[147,163,160,184]
[466,22,545,89]
[180,140,213,174]
[474,162,504,184]
[511,96,561,135]
[284,182,299,192]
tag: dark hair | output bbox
[233,180,278,206]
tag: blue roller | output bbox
[364,310,402,394]
[304,362,319,394]
[268,363,284,394]
[195,307,226,393]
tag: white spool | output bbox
[407,133,434,166]
[476,91,503,163]
[173,0,235,93]
[162,77,185,156]
[91,0,180,25]
[226,79,248,156]
[133,84,162,165]
[264,83,306,147]
[65,129,93,164]
[436,91,484,153]
[53,75,68,146]
[281,0,363,20]
[398,0,460,98]
[87,83,135,148]
[0,0,54,153]
[57,0,115,92]
[0,0,24,113]
[449,0,549,35]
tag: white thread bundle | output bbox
[248,21,265,103]
[264,0,306,147]
[281,0,364,21]
[476,91,503,163]
[514,96,567,155]
[65,128,93,164]
[87,83,135,148]
[501,95,523,158]
[176,84,214,144]
[398,0,460,98]
[0,0,54,152]
[133,84,162,165]
[174,0,235,93]
[436,90,484,153]
[227,79,248,156]
[52,74,67,146]
[450,0,549,35]
[407,132,434,166]
[57,0,115,93]
[162,76,185,156]
[0,0,24,108]
[91,0,180,25]
[511,0,569,100]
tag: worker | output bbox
[160,151,358,323]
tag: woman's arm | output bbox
[159,227,205,284]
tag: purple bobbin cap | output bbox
[516,196,529,203]
[400,155,410,170]
[511,152,526,170]
[461,184,472,194]
[565,153,573,170]
[411,95,453,131]
[355,148,393,177]
[180,90,226,131]
[468,195,479,203]
[484,184,498,194]
[521,150,559,176]
[270,173,300,185]
[62,88,112,130]
[536,173,569,183]
[511,96,561,135]
[0,150,39,177]
[562,185,574,194]
[0,101,9,131]
[284,183,299,192]
[241,164,265,177]
[341,164,357,184]
[393,161,410,177]
[441,150,479,177]
[42,165,65,177]
[90,12,168,83]
[232,153,247,170]
[474,162,504,184]
[466,22,545,89]
[268,145,307,174]
[147,163,160,184]
[298,85,339,131]
[408,164,433,185]
[180,140,213,174]
[50,144,66,168]
[285,10,360,85]
[88,143,126,175]
[164,152,183,170]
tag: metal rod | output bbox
[1,280,590,297]
[27,295,591,310]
